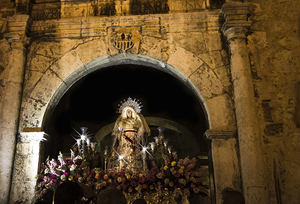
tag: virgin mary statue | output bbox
[108,98,150,173]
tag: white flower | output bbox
[70,164,77,171]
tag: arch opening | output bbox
[42,63,209,160]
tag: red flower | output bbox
[139,176,146,184]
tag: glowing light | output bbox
[76,139,81,147]
[80,134,87,141]
[142,146,148,153]
[118,154,125,160]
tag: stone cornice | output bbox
[205,129,236,140]
[29,11,222,39]
[221,2,251,41]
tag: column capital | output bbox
[18,128,46,143]
[3,14,30,45]
[221,2,251,41]
[205,129,236,140]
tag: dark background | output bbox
[43,64,209,159]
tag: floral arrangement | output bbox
[35,127,209,202]
[35,149,208,202]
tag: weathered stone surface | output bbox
[246,0,300,203]
[76,38,108,65]
[168,32,208,56]
[189,64,224,99]
[206,94,235,130]
[222,2,270,203]
[167,47,204,77]
[21,69,67,128]
[10,131,45,204]
[210,137,241,204]
[139,36,169,62]
[0,14,29,204]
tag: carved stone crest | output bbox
[108,26,141,54]
[113,33,134,52]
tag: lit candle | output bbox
[142,146,147,171]
[150,142,155,152]
[86,138,90,147]
[91,142,96,151]
[168,147,172,155]
[163,140,168,148]
[119,154,124,170]
[76,139,81,148]
[154,137,159,144]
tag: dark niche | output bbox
[92,1,116,16]
[130,0,169,15]
[210,0,226,9]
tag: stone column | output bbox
[10,130,46,204]
[221,2,268,203]
[0,14,29,204]
[205,130,241,204]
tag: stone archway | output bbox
[11,54,240,204]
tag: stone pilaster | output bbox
[0,14,29,204]
[205,130,241,204]
[222,2,269,203]
[10,130,46,204]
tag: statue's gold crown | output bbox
[118,97,142,114]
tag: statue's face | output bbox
[122,107,136,119]
[126,109,132,118]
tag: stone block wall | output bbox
[246,0,300,203]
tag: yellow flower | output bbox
[139,173,143,177]
[169,181,174,187]
[117,177,122,183]
[180,166,184,169]
[163,165,168,171]
[126,174,131,179]
[178,168,184,174]
[68,175,73,181]
[164,187,168,191]
[171,161,176,166]
[128,187,133,193]
[68,165,72,169]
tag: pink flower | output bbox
[119,170,125,177]
[50,159,58,168]
[64,172,69,176]
[43,176,50,182]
